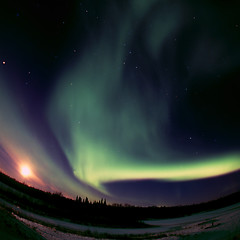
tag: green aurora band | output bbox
[0,1,239,201]
[48,1,240,194]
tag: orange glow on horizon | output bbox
[20,165,31,178]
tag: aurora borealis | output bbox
[0,0,240,206]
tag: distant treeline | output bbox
[0,171,240,228]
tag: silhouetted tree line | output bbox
[75,195,107,206]
[0,171,240,228]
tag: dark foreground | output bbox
[1,198,240,239]
[0,171,240,239]
[0,205,44,240]
[1,171,240,229]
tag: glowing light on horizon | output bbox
[20,165,31,178]
[0,0,239,206]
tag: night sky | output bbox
[0,0,240,206]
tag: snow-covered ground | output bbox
[146,202,240,239]
[1,197,240,239]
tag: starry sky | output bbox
[0,0,240,206]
